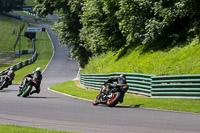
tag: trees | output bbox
[34,0,200,68]
[80,0,126,54]
[117,0,200,50]
[0,0,25,14]
[35,0,92,68]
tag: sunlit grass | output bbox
[82,37,200,75]
[0,124,74,133]
[0,16,28,53]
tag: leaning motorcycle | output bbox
[93,84,129,107]
[0,76,12,90]
[17,76,37,97]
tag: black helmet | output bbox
[120,74,126,79]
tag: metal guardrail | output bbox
[80,73,153,97]
[80,73,200,99]
[151,74,200,99]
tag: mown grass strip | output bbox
[0,124,75,133]
[50,80,200,113]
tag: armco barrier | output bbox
[0,50,37,76]
[80,73,200,99]
[80,73,152,97]
[151,74,200,99]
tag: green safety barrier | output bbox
[80,73,200,99]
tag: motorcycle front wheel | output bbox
[22,85,32,97]
[92,94,100,106]
[107,92,121,107]
[0,81,6,90]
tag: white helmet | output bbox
[36,67,42,72]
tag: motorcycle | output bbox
[0,76,12,90]
[17,76,37,97]
[93,84,129,107]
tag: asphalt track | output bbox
[0,15,200,133]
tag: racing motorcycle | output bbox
[93,84,129,107]
[17,76,37,97]
[0,76,12,90]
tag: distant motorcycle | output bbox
[93,84,129,107]
[0,76,12,90]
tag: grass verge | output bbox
[0,124,74,133]
[0,16,30,53]
[50,80,200,113]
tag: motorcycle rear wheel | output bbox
[107,92,121,107]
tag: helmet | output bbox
[120,74,126,79]
[36,67,42,72]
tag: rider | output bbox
[5,67,15,85]
[18,67,42,96]
[0,67,15,90]
[103,74,127,103]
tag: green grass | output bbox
[0,124,74,133]
[25,0,37,6]
[13,11,54,25]
[50,80,200,113]
[0,31,53,81]
[50,80,100,100]
[0,16,30,53]
[82,37,200,75]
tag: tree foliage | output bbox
[0,0,25,14]
[34,0,200,67]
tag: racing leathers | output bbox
[103,75,127,103]
[0,68,15,90]
[20,70,42,95]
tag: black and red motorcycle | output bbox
[93,84,129,107]
[0,76,12,90]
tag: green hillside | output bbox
[25,0,37,6]
[0,16,30,53]
[82,37,200,75]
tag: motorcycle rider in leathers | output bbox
[18,67,42,96]
[103,74,127,103]
[0,67,15,90]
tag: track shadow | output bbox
[96,104,143,108]
[0,89,18,92]
[26,96,49,99]
[114,104,143,108]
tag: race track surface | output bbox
[0,15,200,133]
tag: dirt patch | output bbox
[75,80,100,92]
[75,80,85,88]
[0,53,18,64]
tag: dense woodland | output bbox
[0,0,25,13]
[32,0,200,68]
